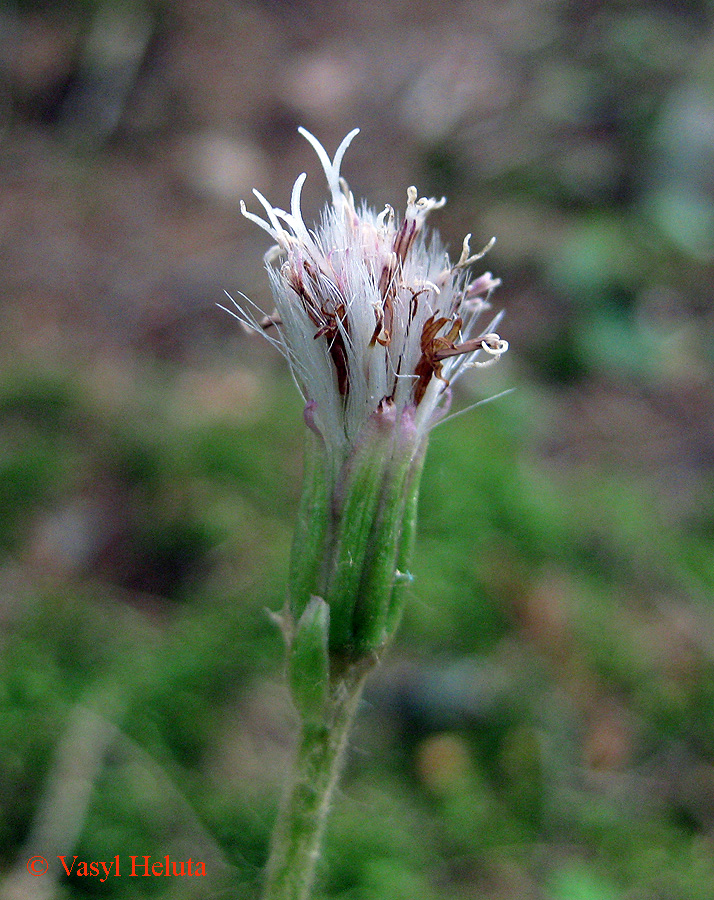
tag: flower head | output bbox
[229,128,507,464]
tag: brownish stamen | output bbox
[369,308,383,346]
[378,257,396,302]
[413,314,446,404]
[413,316,472,405]
[434,334,496,361]
[381,292,394,346]
[288,270,322,329]
[393,218,417,266]
[330,335,349,396]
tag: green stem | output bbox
[261,659,372,900]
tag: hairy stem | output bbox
[261,659,372,900]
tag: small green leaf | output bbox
[289,434,331,623]
[289,596,330,727]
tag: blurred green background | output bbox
[1,0,714,898]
